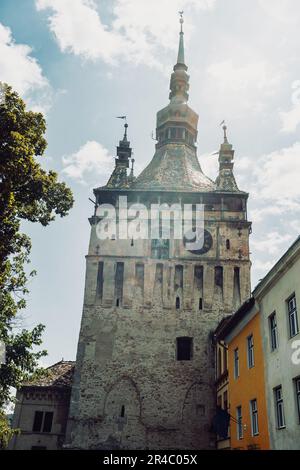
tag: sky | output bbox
[1,0,300,366]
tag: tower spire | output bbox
[215,123,239,192]
[106,119,133,188]
[169,12,189,103]
[177,11,185,65]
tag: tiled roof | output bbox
[132,144,215,192]
[23,360,75,389]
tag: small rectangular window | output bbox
[236,406,243,440]
[274,386,285,429]
[269,312,278,351]
[247,335,254,368]
[234,348,239,379]
[96,261,104,299]
[287,295,299,338]
[32,411,43,433]
[250,399,259,436]
[115,262,124,307]
[176,337,193,361]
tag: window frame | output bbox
[32,410,54,434]
[176,337,193,361]
[247,334,254,369]
[236,406,243,440]
[234,347,239,379]
[287,294,299,338]
[294,377,300,424]
[250,399,259,436]
[274,386,286,429]
[269,312,279,351]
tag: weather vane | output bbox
[116,115,127,122]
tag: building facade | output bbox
[216,299,270,450]
[253,236,300,450]
[66,20,251,450]
[9,361,74,450]
[214,318,230,449]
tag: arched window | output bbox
[226,239,230,249]
[176,296,180,309]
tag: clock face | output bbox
[183,228,213,255]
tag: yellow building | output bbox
[216,298,270,450]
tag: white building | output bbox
[253,236,300,450]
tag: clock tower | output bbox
[66,17,251,450]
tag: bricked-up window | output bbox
[287,294,299,338]
[97,261,104,299]
[215,266,223,288]
[32,411,53,433]
[176,337,193,361]
[135,263,144,293]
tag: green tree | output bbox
[0,84,74,441]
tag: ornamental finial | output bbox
[220,120,228,143]
[179,10,184,33]
[223,124,228,143]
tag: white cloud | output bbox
[250,206,283,224]
[36,0,216,68]
[251,231,293,256]
[250,142,300,203]
[280,80,300,133]
[0,22,49,104]
[258,0,300,25]
[62,140,113,183]
[205,59,281,115]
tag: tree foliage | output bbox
[0,84,74,417]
